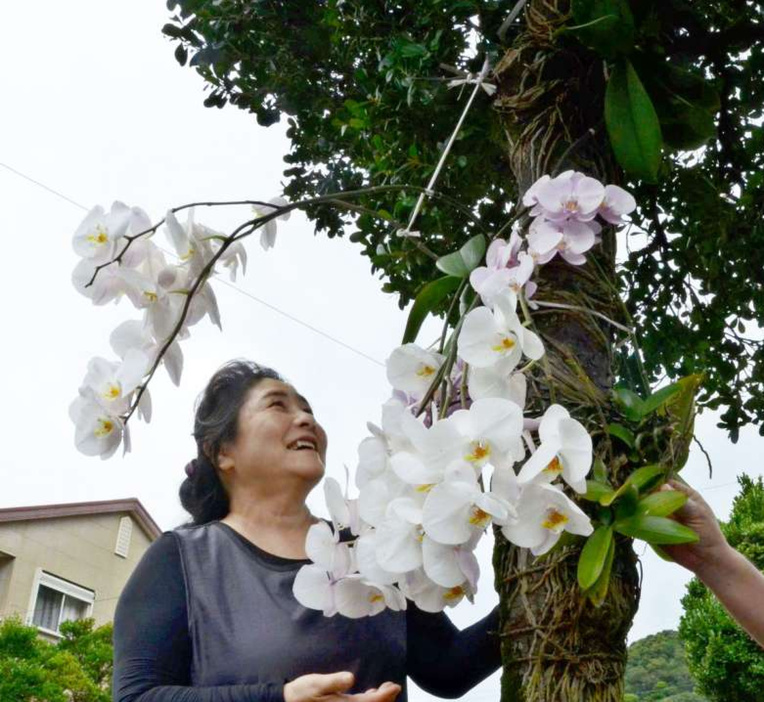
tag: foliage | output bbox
[679,475,764,701]
[0,617,112,702]
[625,629,707,701]
[163,0,764,440]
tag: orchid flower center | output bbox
[469,506,491,528]
[368,593,385,604]
[466,440,491,463]
[491,335,516,354]
[415,483,435,493]
[416,364,436,378]
[541,508,569,532]
[103,383,122,401]
[543,456,563,476]
[94,418,115,437]
[87,224,109,246]
[144,291,158,303]
[563,197,579,213]
[181,246,195,261]
[443,585,466,601]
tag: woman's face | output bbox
[217,378,328,489]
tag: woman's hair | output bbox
[179,359,283,526]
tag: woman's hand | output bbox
[660,479,731,576]
[283,672,402,702]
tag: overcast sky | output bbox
[1,3,761,700]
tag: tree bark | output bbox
[491,2,641,699]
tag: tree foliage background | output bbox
[624,629,707,702]
[163,0,764,439]
[0,617,113,702]
[679,475,764,701]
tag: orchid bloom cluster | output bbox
[69,198,288,458]
[292,171,636,618]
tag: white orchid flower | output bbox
[458,289,545,370]
[324,476,361,536]
[71,258,128,306]
[69,391,125,459]
[357,470,409,527]
[389,412,463,486]
[355,531,399,586]
[598,184,637,225]
[80,349,150,416]
[448,397,525,468]
[356,434,389,489]
[398,568,473,612]
[374,497,425,573]
[333,576,406,618]
[217,240,248,281]
[517,404,593,494]
[292,564,337,615]
[422,532,481,590]
[422,462,516,545]
[533,171,605,223]
[255,196,291,250]
[165,208,217,278]
[500,483,593,556]
[528,216,601,266]
[522,175,551,212]
[385,344,444,400]
[109,320,184,387]
[72,203,131,262]
[468,360,527,409]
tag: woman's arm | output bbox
[113,533,284,702]
[663,480,764,648]
[406,603,501,698]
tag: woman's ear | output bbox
[216,443,235,474]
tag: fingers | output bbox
[316,671,355,695]
[347,681,402,701]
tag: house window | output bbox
[30,572,94,635]
[115,516,133,558]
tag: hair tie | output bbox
[184,459,198,478]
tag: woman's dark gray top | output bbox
[112,521,501,702]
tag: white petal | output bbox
[422,482,473,545]
[422,537,466,588]
[293,564,334,612]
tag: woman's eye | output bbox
[269,400,285,409]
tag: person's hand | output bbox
[660,479,731,575]
[283,671,402,702]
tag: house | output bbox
[0,498,161,641]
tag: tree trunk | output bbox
[491,1,641,699]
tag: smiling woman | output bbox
[112,359,503,702]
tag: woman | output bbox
[112,360,502,702]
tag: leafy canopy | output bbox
[163,0,764,439]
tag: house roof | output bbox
[0,498,162,541]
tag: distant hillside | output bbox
[625,630,707,701]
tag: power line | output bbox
[0,160,385,367]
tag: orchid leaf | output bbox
[402,275,461,344]
[570,0,635,59]
[587,535,616,606]
[636,490,687,517]
[435,234,486,278]
[577,525,613,591]
[607,423,636,448]
[614,514,699,544]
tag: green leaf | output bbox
[583,480,615,503]
[640,382,681,416]
[459,234,486,272]
[613,386,645,422]
[435,234,486,278]
[605,59,663,183]
[587,535,616,606]
[637,490,687,517]
[626,464,666,492]
[607,423,636,448]
[402,276,461,344]
[613,484,639,520]
[592,457,609,484]
[570,0,635,58]
[614,514,699,544]
[578,525,614,590]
